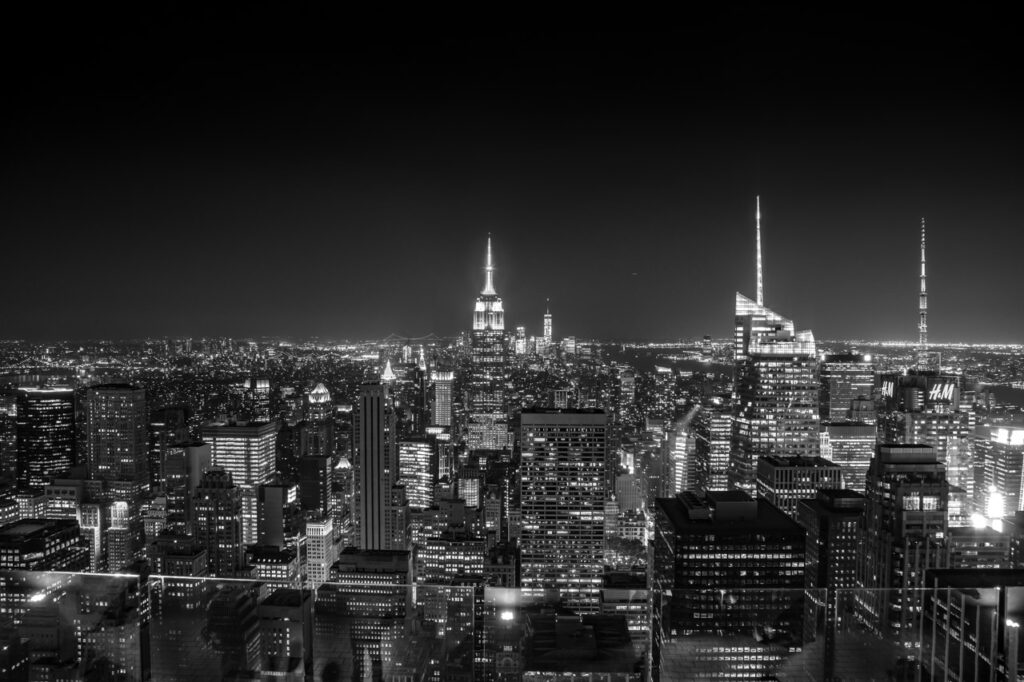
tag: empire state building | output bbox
[467,236,510,451]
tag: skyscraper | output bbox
[730,198,820,494]
[430,371,453,428]
[691,395,731,492]
[755,455,844,520]
[820,420,876,493]
[857,444,948,644]
[819,353,875,421]
[15,387,76,490]
[466,236,510,451]
[730,293,820,493]
[355,382,407,551]
[519,408,608,610]
[797,488,866,677]
[192,467,245,577]
[86,384,148,485]
[977,426,1024,520]
[652,490,805,680]
[202,420,278,546]
[397,439,434,510]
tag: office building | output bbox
[756,455,844,519]
[305,516,335,588]
[819,353,875,421]
[820,420,876,493]
[976,426,1024,521]
[731,295,819,493]
[430,371,454,428]
[691,395,731,492]
[193,467,245,577]
[922,569,1024,681]
[797,489,865,677]
[520,408,608,611]
[15,387,76,490]
[202,419,277,545]
[86,383,148,485]
[0,518,90,570]
[857,444,948,644]
[653,489,805,681]
[355,382,407,551]
[398,439,434,510]
[298,454,332,517]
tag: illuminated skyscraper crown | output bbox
[473,236,504,331]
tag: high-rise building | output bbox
[298,454,332,517]
[202,420,277,546]
[305,516,335,588]
[543,299,553,351]
[467,236,510,451]
[922,569,1024,681]
[15,387,76,490]
[691,395,731,492]
[755,455,844,519]
[86,384,148,485]
[0,518,90,570]
[819,353,875,421]
[520,408,608,610]
[398,439,434,511]
[652,490,805,681]
[256,482,288,548]
[162,440,211,530]
[355,382,407,551]
[977,426,1024,520]
[430,371,454,428]
[193,467,245,577]
[820,420,876,493]
[731,293,819,493]
[857,444,948,644]
[797,489,865,677]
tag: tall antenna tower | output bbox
[756,196,764,306]
[919,219,928,354]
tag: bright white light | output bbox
[988,488,1006,521]
[1008,619,1020,628]
[971,513,988,529]
[29,592,46,603]
[500,610,514,621]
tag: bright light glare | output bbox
[500,610,514,621]
[970,513,988,530]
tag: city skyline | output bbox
[4,15,1021,343]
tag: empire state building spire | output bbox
[473,235,504,331]
[482,234,497,295]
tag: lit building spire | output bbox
[919,218,928,353]
[381,359,396,382]
[756,195,764,307]
[482,234,496,295]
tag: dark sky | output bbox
[3,9,1021,343]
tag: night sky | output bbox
[3,10,1021,343]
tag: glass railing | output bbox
[0,572,1010,681]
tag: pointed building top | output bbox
[309,382,331,404]
[546,298,550,315]
[755,195,764,307]
[381,359,396,382]
[482,235,497,295]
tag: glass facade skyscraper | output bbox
[730,294,820,494]
[15,387,76,490]
[520,408,608,611]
